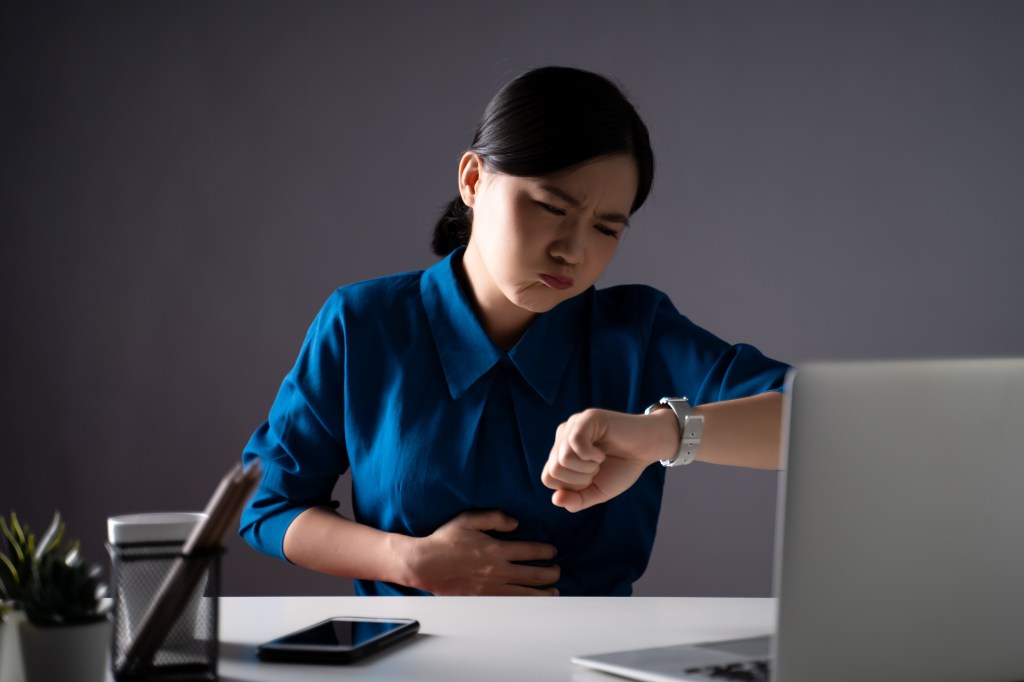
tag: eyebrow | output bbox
[539,184,631,226]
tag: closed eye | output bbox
[537,202,566,217]
[537,200,619,239]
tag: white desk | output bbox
[216,596,775,682]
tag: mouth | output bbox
[539,273,575,291]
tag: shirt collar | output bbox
[507,288,584,404]
[420,247,585,404]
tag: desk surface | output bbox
[216,596,775,682]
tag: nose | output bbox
[548,219,584,266]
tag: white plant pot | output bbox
[17,618,112,682]
[0,611,26,682]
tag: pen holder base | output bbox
[107,543,221,682]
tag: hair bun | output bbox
[431,196,472,257]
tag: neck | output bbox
[456,248,536,351]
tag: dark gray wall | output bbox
[3,1,1022,598]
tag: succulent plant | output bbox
[0,511,108,626]
[0,512,32,605]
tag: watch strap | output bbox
[644,397,703,467]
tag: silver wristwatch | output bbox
[644,397,703,467]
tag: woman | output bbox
[240,66,789,597]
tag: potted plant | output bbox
[0,599,25,682]
[0,513,29,682]
[0,512,111,682]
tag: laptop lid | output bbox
[574,358,1024,682]
[774,358,1024,682]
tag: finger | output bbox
[540,460,561,490]
[494,584,560,597]
[551,484,611,513]
[563,416,608,465]
[506,563,561,587]
[502,540,558,563]
[551,488,584,513]
[459,509,518,533]
[542,435,603,489]
[542,466,592,491]
[557,445,603,474]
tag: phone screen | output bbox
[276,618,409,649]
[257,617,420,663]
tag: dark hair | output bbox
[431,66,655,257]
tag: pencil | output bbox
[118,461,262,676]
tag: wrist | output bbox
[385,532,422,590]
[643,407,682,464]
[644,397,704,467]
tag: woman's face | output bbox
[459,152,639,344]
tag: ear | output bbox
[458,152,483,207]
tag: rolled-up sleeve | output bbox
[239,292,349,561]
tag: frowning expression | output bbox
[460,152,639,341]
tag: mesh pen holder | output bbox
[107,543,221,682]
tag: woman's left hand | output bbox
[541,407,679,512]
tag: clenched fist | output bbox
[541,407,680,512]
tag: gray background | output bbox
[2,1,1022,598]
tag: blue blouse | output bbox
[239,248,789,596]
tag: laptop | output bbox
[574,358,1024,682]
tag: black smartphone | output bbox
[256,616,420,664]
